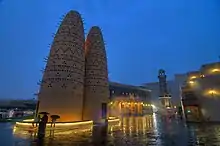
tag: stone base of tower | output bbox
[38,92,84,122]
[83,94,109,123]
[159,95,172,108]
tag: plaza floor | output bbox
[1,114,220,146]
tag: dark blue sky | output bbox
[0,0,219,99]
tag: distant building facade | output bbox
[109,82,152,117]
[181,62,220,122]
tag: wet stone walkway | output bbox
[2,114,220,146]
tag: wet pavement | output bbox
[2,114,220,145]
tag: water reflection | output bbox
[187,123,220,145]
[120,115,153,135]
[9,115,220,145]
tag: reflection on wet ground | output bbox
[3,114,220,145]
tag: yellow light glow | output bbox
[15,120,93,127]
[208,90,217,94]
[212,69,220,72]
[13,126,16,133]
[190,76,197,79]
[16,117,120,128]
[23,119,34,122]
[189,81,194,84]
[108,118,120,123]
[135,103,137,105]
[109,117,117,120]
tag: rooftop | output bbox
[109,81,151,92]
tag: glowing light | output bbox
[16,117,119,128]
[152,113,158,134]
[15,120,93,127]
[208,90,217,95]
[212,68,220,72]
[108,118,120,123]
[189,81,194,84]
[151,104,156,108]
[13,126,16,133]
[23,119,34,122]
[190,76,197,79]
[200,74,205,78]
[108,116,116,120]
[174,106,177,108]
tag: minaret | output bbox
[158,69,169,96]
[158,69,172,108]
[83,26,109,123]
[38,11,85,122]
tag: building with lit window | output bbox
[181,62,220,122]
[108,82,153,117]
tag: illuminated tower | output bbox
[83,26,109,123]
[38,11,85,122]
[158,69,172,108]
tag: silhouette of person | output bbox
[42,114,48,123]
[37,114,48,139]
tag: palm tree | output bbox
[50,115,60,127]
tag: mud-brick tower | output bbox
[37,11,85,122]
[83,26,109,123]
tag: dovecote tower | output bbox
[38,11,85,122]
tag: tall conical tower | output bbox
[38,11,85,122]
[83,26,109,123]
